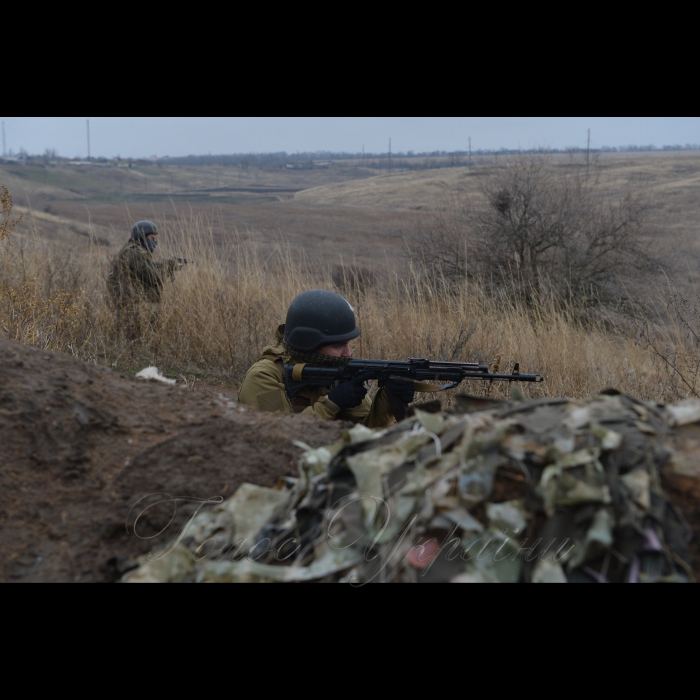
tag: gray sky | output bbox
[2,117,699,159]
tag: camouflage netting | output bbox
[123,392,700,584]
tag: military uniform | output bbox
[109,240,164,306]
[239,326,394,429]
[108,239,167,341]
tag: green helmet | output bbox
[284,290,360,353]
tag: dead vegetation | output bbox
[619,279,700,401]
[1,186,21,243]
[407,155,663,308]
[0,202,689,404]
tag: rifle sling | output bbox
[414,382,443,393]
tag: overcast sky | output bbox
[2,117,698,159]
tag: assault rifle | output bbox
[285,358,544,400]
[155,258,191,279]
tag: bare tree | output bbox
[408,154,660,307]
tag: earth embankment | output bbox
[0,338,346,583]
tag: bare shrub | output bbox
[0,283,87,353]
[620,282,700,401]
[1,186,22,243]
[408,154,661,307]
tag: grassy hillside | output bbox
[2,153,700,405]
[5,152,698,275]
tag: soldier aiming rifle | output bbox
[239,290,544,425]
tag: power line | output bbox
[587,128,591,178]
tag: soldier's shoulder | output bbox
[260,341,287,359]
[115,240,140,257]
[253,356,284,372]
[244,356,285,383]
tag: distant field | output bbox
[2,152,700,279]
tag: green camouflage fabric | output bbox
[123,391,700,584]
[108,240,164,306]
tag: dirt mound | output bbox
[0,338,347,583]
[3,336,700,584]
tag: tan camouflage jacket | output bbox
[109,240,164,305]
[238,327,394,428]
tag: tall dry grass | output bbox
[0,208,693,404]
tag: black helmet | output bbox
[132,221,158,252]
[285,290,360,352]
[132,221,158,242]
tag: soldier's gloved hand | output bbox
[386,379,416,406]
[327,373,374,410]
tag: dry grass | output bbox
[3,152,700,405]
[0,208,692,405]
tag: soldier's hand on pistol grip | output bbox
[327,372,374,410]
[386,379,416,406]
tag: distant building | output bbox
[67,160,111,167]
[285,161,333,170]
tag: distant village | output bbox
[5,143,700,174]
[0,153,157,168]
[0,152,339,171]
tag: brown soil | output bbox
[2,336,700,583]
[0,338,347,583]
[662,466,700,578]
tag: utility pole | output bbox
[362,144,365,169]
[2,121,6,158]
[389,138,392,172]
[87,119,91,161]
[586,129,591,178]
[469,137,472,167]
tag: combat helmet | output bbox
[284,290,360,353]
[132,221,159,252]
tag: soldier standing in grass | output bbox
[239,290,415,427]
[108,220,181,344]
